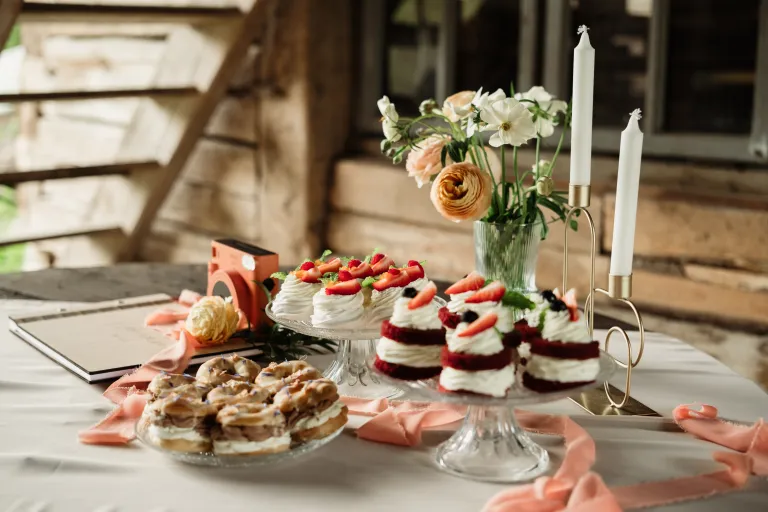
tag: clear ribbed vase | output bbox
[474,220,542,293]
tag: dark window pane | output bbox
[665,0,758,134]
[383,0,442,115]
[455,0,519,95]
[571,0,649,128]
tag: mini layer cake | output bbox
[513,289,558,365]
[311,278,365,328]
[439,311,515,397]
[523,299,600,392]
[461,281,517,349]
[374,282,445,380]
[273,379,348,442]
[213,403,291,455]
[271,256,341,321]
[438,271,485,332]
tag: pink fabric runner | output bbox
[344,399,768,511]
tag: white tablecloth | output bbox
[1,302,767,512]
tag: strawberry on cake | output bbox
[311,277,365,329]
[374,282,445,380]
[368,252,396,276]
[438,271,486,332]
[366,267,413,324]
[338,258,373,282]
[461,281,517,348]
[402,260,428,290]
[523,298,600,392]
[439,311,515,397]
[270,251,343,321]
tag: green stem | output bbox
[549,126,567,174]
[501,146,507,211]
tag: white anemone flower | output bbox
[514,86,568,138]
[479,98,537,147]
[377,95,402,142]
[467,87,506,136]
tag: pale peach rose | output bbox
[406,136,450,188]
[442,90,475,122]
[430,162,492,223]
[185,296,240,346]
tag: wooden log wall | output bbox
[328,152,768,329]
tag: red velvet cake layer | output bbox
[522,372,594,392]
[530,339,599,360]
[514,319,541,341]
[380,320,446,346]
[373,357,441,380]
[440,347,513,371]
[438,306,460,329]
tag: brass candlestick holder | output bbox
[562,184,657,416]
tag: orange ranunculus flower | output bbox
[430,162,492,223]
[405,135,450,188]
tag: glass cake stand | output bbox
[372,352,617,483]
[265,297,448,399]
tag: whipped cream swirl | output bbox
[377,337,442,367]
[367,287,401,324]
[439,366,514,397]
[311,289,365,328]
[271,275,320,320]
[524,292,550,328]
[408,277,430,291]
[447,322,504,356]
[526,355,599,383]
[446,291,475,314]
[465,302,515,333]
[540,309,592,343]
[389,296,442,330]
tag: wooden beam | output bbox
[0,0,22,49]
[0,87,197,103]
[0,160,159,184]
[259,0,352,263]
[19,3,241,25]
[0,223,123,248]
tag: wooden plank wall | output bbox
[328,152,768,329]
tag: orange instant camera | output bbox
[207,239,279,328]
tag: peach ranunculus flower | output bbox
[442,90,475,122]
[430,162,492,223]
[405,135,450,188]
[185,296,240,346]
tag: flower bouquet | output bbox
[377,86,575,291]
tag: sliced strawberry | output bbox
[348,258,362,268]
[407,259,421,268]
[317,257,342,274]
[408,282,437,310]
[299,261,315,271]
[325,280,362,295]
[372,270,410,291]
[403,264,425,281]
[338,269,354,282]
[445,271,485,295]
[465,281,506,304]
[387,267,400,275]
[370,253,385,265]
[457,312,498,337]
[295,267,322,283]
[371,255,395,275]
[347,262,373,279]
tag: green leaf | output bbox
[322,272,338,282]
[569,219,579,231]
[447,143,463,165]
[419,259,428,265]
[319,249,332,261]
[255,279,274,304]
[502,291,535,310]
[440,145,448,167]
[270,271,288,280]
[361,276,378,288]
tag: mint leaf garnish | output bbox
[501,291,535,310]
[361,276,378,288]
[270,272,288,281]
[319,249,332,261]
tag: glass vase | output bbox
[473,220,542,293]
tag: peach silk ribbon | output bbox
[343,399,768,511]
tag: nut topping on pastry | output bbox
[195,354,261,386]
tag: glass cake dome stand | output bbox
[265,297,447,399]
[372,352,617,483]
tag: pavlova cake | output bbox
[270,250,341,321]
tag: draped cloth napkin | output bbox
[343,399,768,511]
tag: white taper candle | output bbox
[569,25,595,186]
[610,109,644,276]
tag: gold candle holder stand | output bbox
[562,185,656,416]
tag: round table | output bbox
[1,263,767,511]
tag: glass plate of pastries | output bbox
[135,355,348,467]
